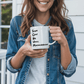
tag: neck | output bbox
[35,10,50,24]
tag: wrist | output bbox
[19,45,26,57]
[61,41,68,47]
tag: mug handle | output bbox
[48,27,56,45]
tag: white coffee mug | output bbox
[30,26,56,49]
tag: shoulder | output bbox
[10,15,23,25]
[64,18,75,39]
[10,15,23,30]
[64,18,73,30]
[10,15,23,34]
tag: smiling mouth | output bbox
[38,1,49,5]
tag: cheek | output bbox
[48,1,54,8]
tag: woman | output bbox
[6,0,78,84]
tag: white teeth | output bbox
[39,2,48,5]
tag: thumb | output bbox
[26,34,31,44]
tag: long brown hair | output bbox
[20,0,69,37]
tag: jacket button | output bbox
[47,73,49,76]
[47,59,50,61]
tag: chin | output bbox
[38,8,49,13]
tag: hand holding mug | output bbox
[49,26,67,46]
[21,35,48,58]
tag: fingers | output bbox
[50,30,61,34]
[49,26,60,30]
[30,54,45,58]
[30,49,48,54]
[27,49,48,58]
[49,26,62,34]
[28,50,42,55]
[51,33,61,37]
[52,37,61,41]
[33,49,48,56]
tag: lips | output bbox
[39,2,48,5]
[38,0,49,5]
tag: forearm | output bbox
[10,46,26,69]
[60,41,72,70]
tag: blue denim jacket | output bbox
[6,15,78,84]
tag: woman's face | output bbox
[34,0,54,13]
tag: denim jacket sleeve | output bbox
[6,17,21,73]
[60,20,78,77]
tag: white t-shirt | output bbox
[24,19,47,84]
